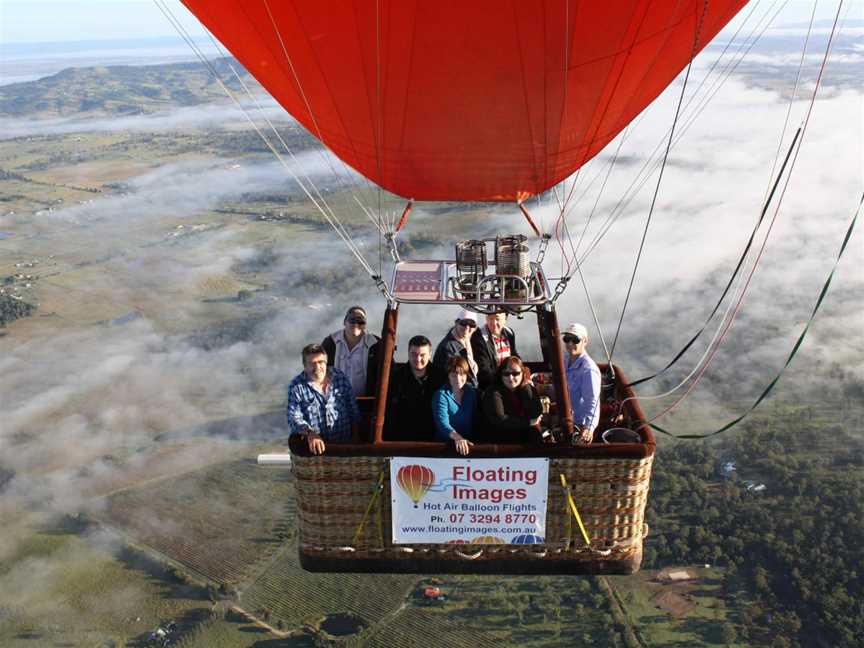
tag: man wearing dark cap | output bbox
[321,305,381,397]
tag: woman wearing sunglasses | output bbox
[481,356,544,445]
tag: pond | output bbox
[318,612,367,637]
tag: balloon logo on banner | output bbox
[471,536,505,545]
[511,534,545,545]
[396,464,435,507]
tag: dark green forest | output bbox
[644,410,863,648]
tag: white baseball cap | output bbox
[564,322,588,338]
[455,309,478,324]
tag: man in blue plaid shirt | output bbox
[287,343,361,455]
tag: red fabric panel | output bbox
[181,0,747,201]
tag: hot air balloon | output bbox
[472,536,506,545]
[396,464,435,506]
[180,0,748,201]
[174,0,752,575]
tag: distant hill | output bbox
[0,58,261,119]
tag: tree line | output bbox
[644,414,863,647]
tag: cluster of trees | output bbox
[644,417,863,647]
[0,293,35,327]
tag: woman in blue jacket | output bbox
[432,355,478,455]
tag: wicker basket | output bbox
[289,364,654,574]
[291,449,651,574]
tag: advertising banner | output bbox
[390,457,549,545]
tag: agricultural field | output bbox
[607,568,743,647]
[3,54,861,647]
[96,458,296,586]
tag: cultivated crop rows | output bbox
[240,553,415,630]
[97,459,296,585]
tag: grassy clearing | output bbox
[610,567,750,647]
[0,511,212,647]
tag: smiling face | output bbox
[408,343,431,375]
[486,313,506,337]
[563,334,587,357]
[501,361,523,391]
[343,312,366,339]
[454,317,477,339]
[304,351,328,383]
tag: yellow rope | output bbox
[352,469,386,547]
[563,493,572,551]
[560,474,593,548]
[375,480,385,547]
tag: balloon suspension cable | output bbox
[635,1,847,427]
[260,0,384,234]
[621,0,820,393]
[624,125,802,393]
[608,2,708,366]
[554,0,702,272]
[579,0,789,267]
[152,0,390,296]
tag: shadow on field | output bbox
[115,546,211,602]
[39,513,91,536]
[680,617,725,643]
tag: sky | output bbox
[1,0,862,44]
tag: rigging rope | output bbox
[260,0,385,233]
[643,1,847,424]
[578,0,789,267]
[152,0,383,287]
[607,1,709,364]
[647,193,861,440]
[625,126,802,389]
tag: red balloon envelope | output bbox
[181,1,746,201]
[396,464,435,505]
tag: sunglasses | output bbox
[502,371,521,377]
[457,319,477,328]
[562,335,582,344]
[347,317,367,325]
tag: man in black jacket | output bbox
[321,305,381,397]
[432,309,479,387]
[384,335,445,441]
[471,311,518,390]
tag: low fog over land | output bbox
[0,17,861,647]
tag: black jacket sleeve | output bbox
[482,385,533,433]
[471,329,496,389]
[321,335,336,368]
[364,335,383,397]
[472,328,519,389]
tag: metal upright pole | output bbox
[537,304,574,438]
[373,303,398,445]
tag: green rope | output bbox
[649,193,861,441]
